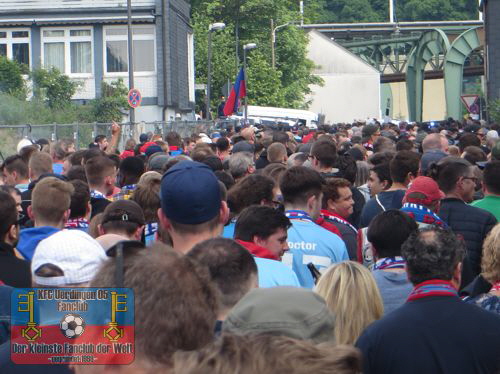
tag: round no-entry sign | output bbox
[128,88,142,108]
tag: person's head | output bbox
[99,200,146,241]
[94,135,108,151]
[402,227,465,287]
[0,191,19,246]
[390,150,420,186]
[166,131,182,148]
[234,205,291,259]
[362,124,380,144]
[287,152,308,168]
[216,137,230,155]
[422,133,447,152]
[368,162,392,196]
[462,145,487,166]
[322,178,354,219]
[373,136,395,154]
[403,176,444,212]
[0,185,22,214]
[368,150,395,167]
[82,246,218,372]
[458,133,481,153]
[68,180,90,220]
[241,127,256,143]
[355,160,370,187]
[315,261,384,345]
[227,174,275,215]
[29,177,74,228]
[31,230,107,287]
[483,161,500,196]
[228,152,255,180]
[310,140,338,170]
[367,210,418,258]
[28,151,53,181]
[188,238,258,319]
[2,155,28,185]
[84,156,117,195]
[267,142,287,164]
[117,156,144,187]
[124,138,136,151]
[158,161,229,252]
[223,287,335,344]
[131,177,161,223]
[51,139,74,162]
[19,144,39,165]
[396,138,415,152]
[428,157,476,202]
[280,166,324,219]
[172,334,362,374]
[481,223,500,285]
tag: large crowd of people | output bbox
[1,117,500,373]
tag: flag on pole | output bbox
[223,68,246,116]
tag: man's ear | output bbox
[452,262,462,289]
[135,225,144,241]
[307,193,317,211]
[157,208,172,232]
[97,224,106,237]
[7,224,18,242]
[326,198,335,212]
[27,205,34,221]
[220,201,229,226]
[63,209,70,224]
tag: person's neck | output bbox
[35,220,63,229]
[171,229,221,254]
[387,182,407,191]
[16,178,29,185]
[316,165,336,174]
[89,184,107,195]
[444,191,464,201]
[285,204,311,216]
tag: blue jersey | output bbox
[222,221,236,239]
[254,257,300,288]
[282,219,349,288]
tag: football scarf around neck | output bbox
[491,281,500,293]
[321,210,357,233]
[407,279,458,302]
[90,190,107,200]
[373,256,405,271]
[401,203,447,228]
[285,210,314,223]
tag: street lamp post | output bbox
[127,0,135,124]
[271,21,293,69]
[206,22,226,120]
[243,43,257,124]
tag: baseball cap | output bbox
[420,150,447,174]
[145,144,163,158]
[404,176,445,206]
[232,141,255,154]
[223,287,335,343]
[486,130,499,141]
[160,160,221,224]
[32,230,107,286]
[101,200,146,226]
[147,153,170,172]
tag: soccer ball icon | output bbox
[60,314,85,339]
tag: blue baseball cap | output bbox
[160,161,221,224]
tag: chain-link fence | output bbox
[0,119,241,159]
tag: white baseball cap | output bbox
[32,230,107,286]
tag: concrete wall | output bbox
[306,30,380,123]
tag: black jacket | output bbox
[439,198,497,284]
[0,242,31,288]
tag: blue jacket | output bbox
[283,220,348,288]
[17,227,60,260]
[360,190,406,228]
[254,257,300,288]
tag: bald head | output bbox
[241,127,255,144]
[422,134,448,153]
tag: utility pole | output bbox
[271,19,275,69]
[127,0,135,124]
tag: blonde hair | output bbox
[173,334,361,374]
[481,223,500,284]
[315,261,384,345]
[32,177,74,225]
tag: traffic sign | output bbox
[128,88,142,109]
[460,95,479,114]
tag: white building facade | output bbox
[0,0,195,122]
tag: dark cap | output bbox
[160,161,221,224]
[145,144,163,158]
[101,200,146,226]
[232,141,255,154]
[139,133,149,143]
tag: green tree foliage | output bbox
[0,56,27,99]
[312,0,478,23]
[31,67,79,109]
[192,0,323,113]
[91,79,129,122]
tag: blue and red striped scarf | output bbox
[407,280,458,302]
[401,203,447,228]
